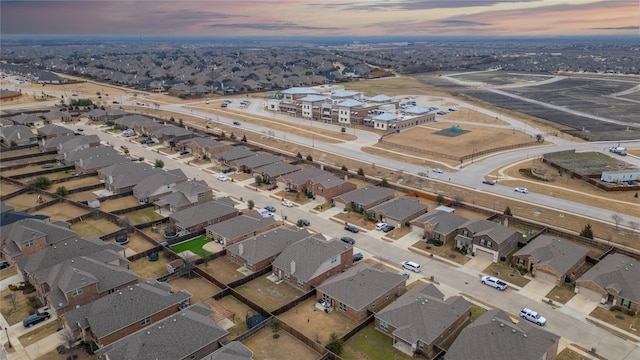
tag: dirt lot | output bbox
[120,208,165,225]
[0,181,22,196]
[234,275,306,311]
[243,326,321,360]
[1,154,57,168]
[438,107,509,125]
[109,232,156,256]
[98,196,141,212]
[0,147,40,159]
[70,218,122,238]
[3,192,54,211]
[31,202,91,222]
[167,274,222,303]
[198,257,244,285]
[215,295,253,338]
[128,251,171,281]
[278,298,359,345]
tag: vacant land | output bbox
[244,327,320,360]
[31,202,90,222]
[70,218,122,238]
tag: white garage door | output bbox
[534,270,558,285]
[576,286,603,303]
[475,248,494,262]
[411,225,423,235]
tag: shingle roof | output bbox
[0,125,36,142]
[37,124,73,137]
[335,185,396,208]
[272,236,351,282]
[207,210,278,244]
[446,310,559,360]
[253,162,300,178]
[411,210,468,235]
[166,179,209,198]
[56,134,100,154]
[63,146,118,162]
[215,146,255,162]
[514,235,589,276]
[1,219,77,257]
[64,280,191,339]
[95,303,228,360]
[318,264,405,310]
[133,169,188,199]
[578,253,640,304]
[225,225,314,263]
[152,126,193,138]
[170,199,238,230]
[475,223,520,244]
[201,341,253,360]
[281,167,330,186]
[376,283,470,346]
[231,153,283,169]
[370,197,428,221]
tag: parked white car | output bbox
[520,308,547,326]
[375,222,387,231]
[401,261,421,273]
[216,175,228,182]
[514,187,529,194]
[432,168,444,174]
[481,275,508,291]
[281,200,293,207]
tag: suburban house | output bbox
[58,145,118,165]
[271,236,354,291]
[207,210,279,247]
[309,175,357,203]
[575,253,640,311]
[410,210,469,243]
[114,114,159,133]
[0,218,77,261]
[225,226,316,271]
[0,202,49,228]
[42,110,72,123]
[62,280,192,347]
[512,235,589,285]
[0,125,37,146]
[33,251,139,316]
[200,341,253,360]
[97,162,157,194]
[213,146,255,165]
[80,109,128,122]
[55,134,101,155]
[333,185,396,212]
[375,283,471,357]
[154,180,213,213]
[37,123,74,139]
[274,167,328,192]
[445,309,560,360]
[133,168,188,204]
[75,150,128,173]
[95,303,228,360]
[229,153,284,173]
[316,263,406,321]
[151,126,194,147]
[169,197,238,234]
[454,219,522,262]
[252,162,301,184]
[12,114,43,127]
[368,197,428,228]
[179,137,231,160]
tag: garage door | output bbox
[576,286,603,303]
[411,225,423,235]
[534,270,558,285]
[475,248,494,262]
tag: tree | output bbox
[436,194,445,205]
[241,134,247,142]
[306,155,313,162]
[179,118,184,128]
[55,186,68,197]
[357,168,364,176]
[270,319,281,339]
[34,176,52,189]
[230,132,236,140]
[296,152,303,158]
[326,333,344,355]
[341,165,348,171]
[254,174,263,184]
[3,293,17,311]
[628,221,639,236]
[580,223,594,239]
[60,327,76,350]
[220,131,226,139]
[504,206,512,216]
[611,214,623,231]
[154,159,164,168]
[10,140,18,147]
[381,178,389,187]
[247,199,255,210]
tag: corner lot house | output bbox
[0,125,37,145]
[317,263,406,321]
[133,169,188,203]
[445,309,560,360]
[512,235,589,285]
[375,283,470,357]
[575,253,640,311]
[0,219,77,261]
[63,280,191,347]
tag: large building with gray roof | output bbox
[63,280,192,347]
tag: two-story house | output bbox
[169,198,238,234]
[333,185,396,212]
[454,219,522,262]
[410,210,468,244]
[132,169,188,204]
[208,210,279,247]
[0,219,77,262]
[154,180,213,213]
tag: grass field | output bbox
[170,235,212,258]
[342,324,413,360]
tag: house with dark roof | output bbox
[317,264,406,321]
[410,210,469,244]
[59,145,118,165]
[272,236,353,291]
[229,153,284,173]
[96,303,228,360]
[454,219,522,263]
[575,253,640,311]
[152,126,193,147]
[133,169,188,203]
[0,218,78,261]
[42,110,72,123]
[513,235,589,285]
[200,341,253,360]
[208,210,279,247]
[179,137,231,160]
[62,280,192,347]
[0,201,49,228]
[213,146,255,164]
[309,174,357,203]
[0,125,37,145]
[225,226,315,272]
[252,162,300,184]
[114,115,159,133]
[333,185,396,212]
[37,123,74,139]
[154,180,213,213]
[80,109,128,122]
[75,149,128,173]
[98,162,156,194]
[12,114,43,127]
[375,283,471,357]
[169,198,238,233]
[55,134,101,155]
[368,197,428,228]
[445,309,559,360]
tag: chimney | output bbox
[239,243,244,256]
[290,260,296,275]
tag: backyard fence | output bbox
[226,265,272,289]
[0,143,38,153]
[271,288,316,316]
[7,165,75,180]
[126,246,164,262]
[110,202,154,216]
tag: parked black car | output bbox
[382,225,395,233]
[0,261,10,270]
[23,312,50,327]
[340,236,355,244]
[344,224,359,233]
[264,205,277,213]
[353,253,363,262]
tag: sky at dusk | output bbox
[1,0,638,37]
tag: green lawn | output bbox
[170,235,212,258]
[342,325,413,360]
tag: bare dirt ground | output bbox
[438,107,510,125]
[113,233,156,256]
[98,196,141,212]
[31,202,90,222]
[0,181,23,196]
[128,251,171,281]
[52,176,102,189]
[70,218,122,238]
[1,154,57,168]
[234,275,306,312]
[278,298,358,345]
[167,275,222,303]
[244,326,321,360]
[3,192,54,211]
[215,295,252,338]
[198,257,244,285]
[0,148,40,159]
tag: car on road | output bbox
[398,270,410,279]
[216,175,227,182]
[482,180,496,185]
[382,225,395,233]
[112,101,120,104]
[23,312,50,327]
[179,150,190,155]
[481,275,508,290]
[344,224,359,233]
[375,222,387,231]
[352,253,363,262]
[141,139,155,145]
[281,200,293,207]
[233,121,241,125]
[514,187,529,194]
[221,167,232,174]
[520,308,547,326]
[206,100,210,104]
[432,168,444,174]
[299,218,310,226]
[120,145,128,150]
[264,205,277,213]
[401,261,421,273]
[340,236,355,245]
[0,261,10,270]
[76,128,84,132]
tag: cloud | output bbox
[311,0,537,11]
[438,20,491,27]
[590,26,638,30]
[209,22,338,31]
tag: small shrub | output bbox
[357,168,364,176]
[610,305,622,312]
[500,255,507,262]
[341,165,348,171]
[624,309,636,316]
[34,176,52,189]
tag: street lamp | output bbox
[5,327,11,348]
